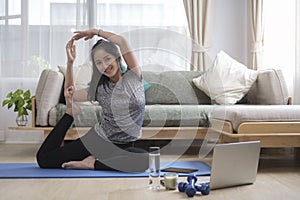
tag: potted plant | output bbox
[2,89,35,126]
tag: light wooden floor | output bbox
[0,143,300,200]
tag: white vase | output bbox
[16,115,28,126]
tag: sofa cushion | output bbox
[212,105,300,131]
[35,69,64,126]
[49,103,102,127]
[143,71,211,105]
[143,104,213,127]
[193,51,258,105]
[49,103,214,127]
[244,69,289,105]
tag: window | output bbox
[0,0,188,78]
[0,0,21,25]
[263,0,296,95]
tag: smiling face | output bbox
[93,48,122,83]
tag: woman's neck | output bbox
[109,70,122,83]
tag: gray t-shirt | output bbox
[93,70,145,143]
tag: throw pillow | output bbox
[193,51,258,105]
[143,79,152,91]
[121,65,152,92]
[58,62,93,90]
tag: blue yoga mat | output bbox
[0,161,211,179]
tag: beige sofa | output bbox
[208,68,300,148]
[27,66,300,147]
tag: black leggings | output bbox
[36,113,149,172]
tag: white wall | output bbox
[211,0,248,65]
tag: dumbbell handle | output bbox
[185,175,198,197]
[195,184,210,195]
[178,175,197,192]
[187,174,197,185]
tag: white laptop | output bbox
[201,141,261,190]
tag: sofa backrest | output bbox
[143,71,211,105]
[244,68,289,105]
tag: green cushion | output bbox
[143,71,211,105]
[53,103,213,127]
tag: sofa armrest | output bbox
[245,69,289,105]
[35,69,64,126]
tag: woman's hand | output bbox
[64,85,75,106]
[66,39,76,64]
[65,85,81,116]
[72,29,98,41]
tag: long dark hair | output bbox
[88,39,122,101]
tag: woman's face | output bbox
[93,48,121,81]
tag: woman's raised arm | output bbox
[72,29,142,79]
[65,39,88,102]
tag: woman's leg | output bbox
[93,143,149,172]
[36,113,92,168]
[37,119,149,172]
[36,85,95,169]
[36,113,73,156]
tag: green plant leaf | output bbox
[18,109,22,117]
[24,90,31,99]
[11,94,19,103]
[6,92,13,98]
[23,109,29,116]
[26,103,32,111]
[2,99,10,107]
[18,107,28,116]
[15,89,23,96]
[26,99,31,105]
[17,98,25,108]
[3,89,34,115]
[8,102,13,109]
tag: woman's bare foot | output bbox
[62,155,95,170]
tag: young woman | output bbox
[36,29,148,172]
